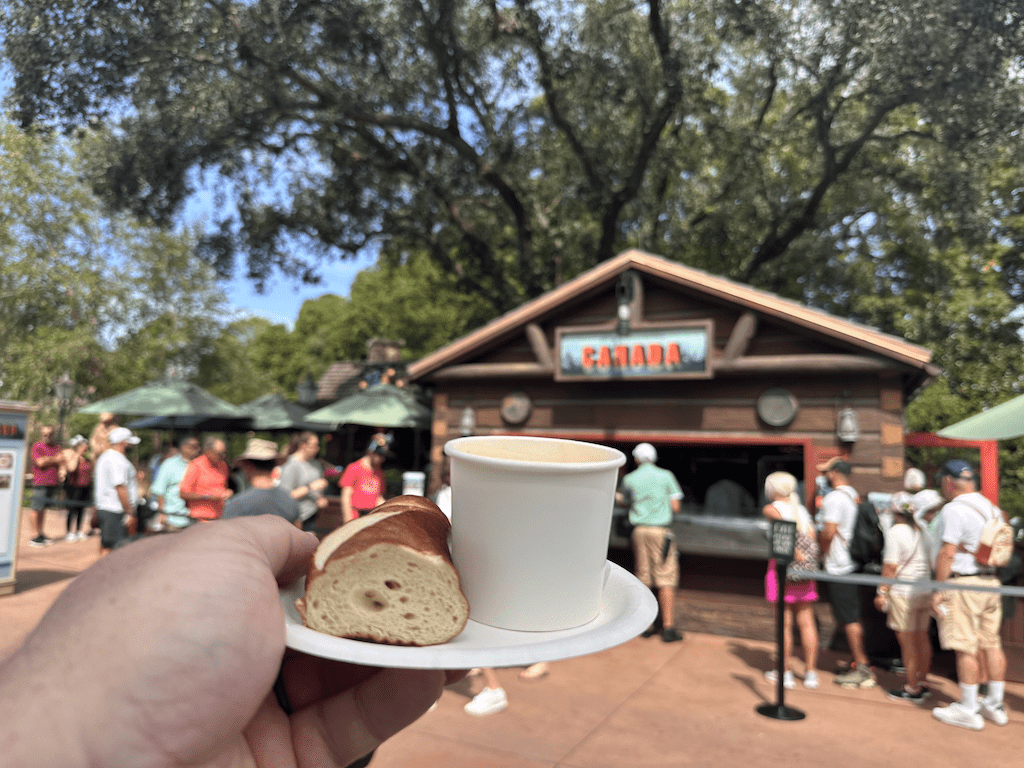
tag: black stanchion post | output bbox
[757,519,806,721]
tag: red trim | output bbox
[905,432,1000,506]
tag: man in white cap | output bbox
[93,426,141,554]
[617,442,684,642]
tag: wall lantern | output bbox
[459,407,476,436]
[615,269,636,335]
[836,407,860,443]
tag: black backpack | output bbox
[847,494,884,572]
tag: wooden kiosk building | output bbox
[411,250,939,517]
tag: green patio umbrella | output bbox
[79,378,250,429]
[240,393,332,432]
[304,383,432,429]
[937,393,1024,440]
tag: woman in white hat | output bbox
[762,471,820,689]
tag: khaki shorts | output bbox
[887,591,932,633]
[631,526,678,589]
[938,576,1003,655]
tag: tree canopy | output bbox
[7,0,1024,317]
[0,117,230,423]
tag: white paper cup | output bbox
[444,435,626,631]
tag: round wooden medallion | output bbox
[500,391,533,425]
[756,388,799,427]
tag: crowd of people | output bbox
[759,456,1013,731]
[26,414,396,555]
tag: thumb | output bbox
[232,515,319,586]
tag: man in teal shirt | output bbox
[152,436,201,530]
[618,442,684,642]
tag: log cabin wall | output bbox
[415,252,935,506]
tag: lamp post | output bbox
[756,518,806,721]
[297,374,318,408]
[54,372,75,444]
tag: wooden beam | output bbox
[715,354,889,374]
[722,310,758,361]
[525,323,554,370]
[433,362,553,380]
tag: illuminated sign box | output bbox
[555,322,712,381]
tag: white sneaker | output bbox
[803,670,819,689]
[932,702,984,731]
[764,669,795,689]
[979,699,1009,726]
[464,687,508,716]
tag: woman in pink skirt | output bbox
[763,471,820,689]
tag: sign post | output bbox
[757,518,806,721]
[0,402,34,596]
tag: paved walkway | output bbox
[2,511,1022,766]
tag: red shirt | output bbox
[31,442,62,486]
[340,459,385,511]
[180,454,230,520]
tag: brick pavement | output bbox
[2,510,1022,767]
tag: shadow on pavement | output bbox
[14,569,78,594]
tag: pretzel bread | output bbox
[295,496,469,645]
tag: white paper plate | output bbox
[281,561,657,669]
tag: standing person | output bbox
[931,459,1010,730]
[617,442,684,643]
[93,427,141,554]
[761,471,820,690]
[817,456,876,688]
[89,412,119,458]
[152,436,201,531]
[28,425,64,547]
[876,492,933,704]
[223,438,300,523]
[60,435,93,541]
[278,431,330,532]
[179,437,233,522]
[339,434,389,524]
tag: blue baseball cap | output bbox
[939,459,975,481]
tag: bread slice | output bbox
[296,496,469,646]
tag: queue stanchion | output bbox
[757,519,806,721]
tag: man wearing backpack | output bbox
[817,457,877,688]
[931,459,1010,730]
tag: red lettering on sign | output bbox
[666,343,682,366]
[582,347,596,368]
[614,346,628,367]
[648,344,663,366]
[631,345,645,366]
[597,346,612,367]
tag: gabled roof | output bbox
[409,249,935,380]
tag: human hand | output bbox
[222,488,235,500]
[316,496,329,509]
[0,516,464,768]
[124,513,138,536]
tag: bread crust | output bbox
[297,496,468,645]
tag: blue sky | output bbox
[223,252,376,328]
